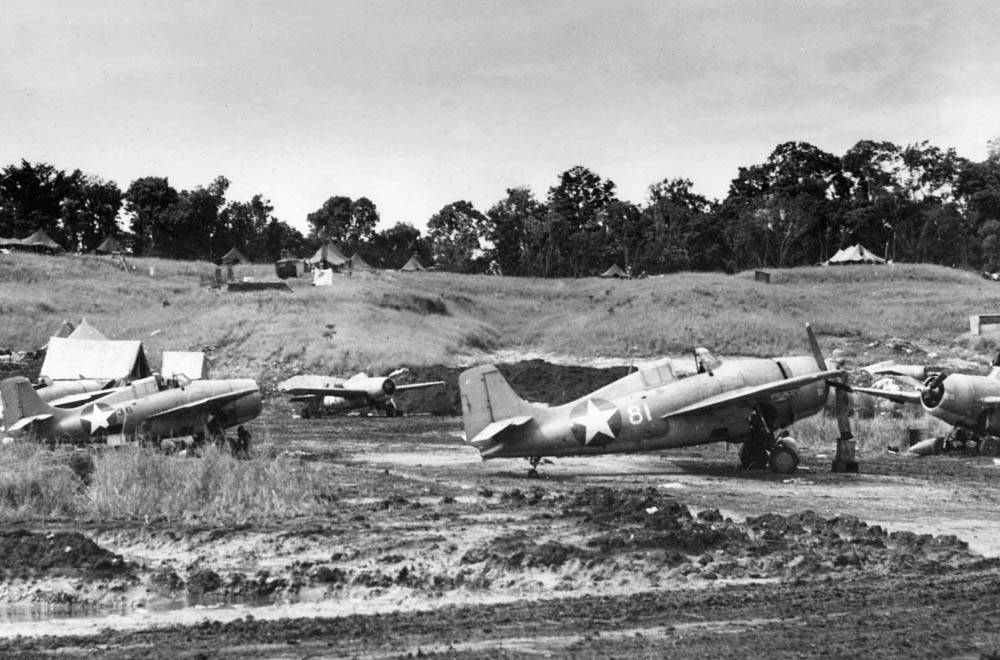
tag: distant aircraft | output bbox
[459,325,848,475]
[279,369,445,417]
[1,374,261,447]
[851,353,1000,456]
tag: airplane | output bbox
[459,325,848,475]
[1,373,261,448]
[36,378,120,408]
[851,352,1000,457]
[278,369,445,418]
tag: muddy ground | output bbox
[2,361,1000,658]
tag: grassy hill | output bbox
[1,252,995,387]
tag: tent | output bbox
[220,247,248,265]
[824,244,886,265]
[349,252,376,270]
[68,318,108,341]
[600,264,628,278]
[161,351,207,380]
[93,236,121,254]
[399,253,427,272]
[307,242,349,268]
[41,337,151,383]
[39,319,76,351]
[17,228,65,254]
[312,268,335,286]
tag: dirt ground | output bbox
[2,361,1000,659]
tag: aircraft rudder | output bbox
[1,376,56,429]
[458,365,530,442]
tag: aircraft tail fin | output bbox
[806,323,827,371]
[459,365,533,444]
[1,376,57,432]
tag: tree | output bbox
[427,201,486,272]
[124,177,179,256]
[0,160,72,241]
[545,166,618,276]
[485,187,547,276]
[306,195,379,251]
[59,172,123,252]
[370,222,432,268]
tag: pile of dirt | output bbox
[458,488,997,582]
[389,360,628,416]
[0,530,129,579]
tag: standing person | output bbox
[236,425,252,459]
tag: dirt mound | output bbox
[391,359,627,415]
[0,530,129,579]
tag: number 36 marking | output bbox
[626,403,653,425]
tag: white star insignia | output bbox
[578,398,616,445]
[83,404,114,434]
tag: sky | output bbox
[2,0,998,234]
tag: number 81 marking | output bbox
[627,403,653,425]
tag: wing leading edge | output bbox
[665,370,844,418]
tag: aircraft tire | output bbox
[769,443,800,474]
[979,436,1000,457]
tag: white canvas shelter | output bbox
[67,318,108,341]
[824,244,886,265]
[399,253,427,271]
[307,242,349,267]
[312,268,335,286]
[41,337,151,383]
[161,351,207,380]
[600,264,628,278]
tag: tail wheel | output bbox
[979,436,1000,457]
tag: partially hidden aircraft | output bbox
[459,325,848,475]
[36,378,119,408]
[279,369,445,417]
[851,353,1000,456]
[1,374,261,447]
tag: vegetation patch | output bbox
[376,292,449,315]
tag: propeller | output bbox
[921,371,947,408]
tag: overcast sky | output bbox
[2,0,997,233]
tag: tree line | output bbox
[3,136,1000,273]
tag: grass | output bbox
[1,251,996,382]
[0,443,331,525]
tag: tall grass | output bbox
[1,252,995,381]
[0,443,330,525]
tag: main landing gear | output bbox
[527,456,542,477]
[739,407,801,475]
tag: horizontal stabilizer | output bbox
[469,415,533,447]
[7,413,53,432]
[665,370,843,418]
[850,386,922,405]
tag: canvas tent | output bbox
[68,318,108,341]
[399,253,427,272]
[41,337,151,383]
[220,247,248,265]
[39,319,76,351]
[349,252,376,270]
[824,244,886,265]
[161,351,207,380]
[307,242,349,268]
[599,264,628,278]
[17,229,64,254]
[93,236,121,254]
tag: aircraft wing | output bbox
[146,387,259,421]
[279,386,369,398]
[469,415,533,448]
[665,370,844,418]
[395,381,446,392]
[850,386,922,405]
[49,388,122,408]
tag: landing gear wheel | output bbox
[769,443,800,474]
[527,456,542,477]
[979,436,1000,457]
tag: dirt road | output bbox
[1,412,1000,658]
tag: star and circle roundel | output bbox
[569,397,622,447]
[80,402,116,436]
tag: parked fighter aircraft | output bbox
[36,378,119,408]
[279,369,445,417]
[1,374,261,446]
[459,325,847,475]
[852,353,1000,456]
